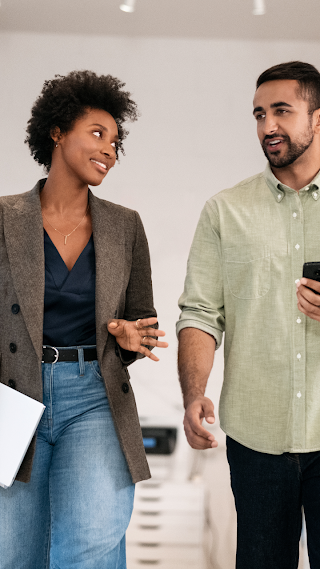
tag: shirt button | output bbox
[277,194,282,201]
[122,382,129,394]
[11,304,20,315]
[296,318,301,324]
[9,342,17,353]
[306,186,310,191]
[313,191,318,199]
[297,353,301,360]
[297,391,302,398]
[295,244,300,250]
[293,212,297,218]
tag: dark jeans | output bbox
[226,436,320,569]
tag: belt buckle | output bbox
[42,345,59,364]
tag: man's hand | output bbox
[297,278,320,322]
[183,395,218,449]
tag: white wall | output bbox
[1,32,320,416]
[1,32,319,567]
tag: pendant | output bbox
[64,236,68,245]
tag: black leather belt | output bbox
[42,346,97,364]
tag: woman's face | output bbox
[54,108,119,187]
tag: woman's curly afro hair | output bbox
[25,70,139,173]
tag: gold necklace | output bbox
[42,204,89,245]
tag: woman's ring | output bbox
[142,336,147,343]
[136,319,141,328]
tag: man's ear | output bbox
[313,108,320,133]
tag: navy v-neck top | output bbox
[43,230,96,347]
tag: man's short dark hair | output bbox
[256,61,320,114]
[25,70,139,173]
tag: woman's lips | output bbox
[90,159,108,173]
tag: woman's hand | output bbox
[107,317,168,361]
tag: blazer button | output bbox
[122,382,129,394]
[11,304,20,314]
[9,343,17,353]
[8,379,16,389]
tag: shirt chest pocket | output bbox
[225,245,271,299]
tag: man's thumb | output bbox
[203,400,215,424]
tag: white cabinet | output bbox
[127,481,205,568]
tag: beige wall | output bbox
[0,31,318,567]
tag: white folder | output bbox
[0,383,45,489]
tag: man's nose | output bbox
[263,113,278,135]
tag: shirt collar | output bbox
[263,163,320,203]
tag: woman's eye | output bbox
[93,131,102,138]
[111,142,116,148]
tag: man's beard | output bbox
[262,124,314,169]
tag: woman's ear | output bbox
[50,126,61,146]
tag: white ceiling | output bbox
[0,0,319,41]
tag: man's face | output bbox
[253,79,314,169]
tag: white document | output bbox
[0,383,45,489]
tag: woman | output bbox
[0,70,167,569]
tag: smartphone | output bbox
[303,262,320,293]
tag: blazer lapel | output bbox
[3,183,45,360]
[89,191,124,361]
[3,185,124,361]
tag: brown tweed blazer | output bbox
[0,181,156,484]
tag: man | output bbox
[177,61,320,568]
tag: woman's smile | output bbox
[90,159,108,170]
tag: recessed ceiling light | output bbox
[253,0,266,15]
[120,0,136,12]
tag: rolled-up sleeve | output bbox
[176,201,225,349]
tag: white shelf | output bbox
[127,480,205,569]
[127,544,205,567]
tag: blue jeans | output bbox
[0,350,135,569]
[227,436,320,569]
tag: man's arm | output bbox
[178,327,218,449]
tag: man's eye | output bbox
[111,142,116,148]
[255,114,265,121]
[93,131,102,137]
[276,109,287,115]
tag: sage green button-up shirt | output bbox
[177,164,320,454]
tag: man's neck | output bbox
[270,154,320,192]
